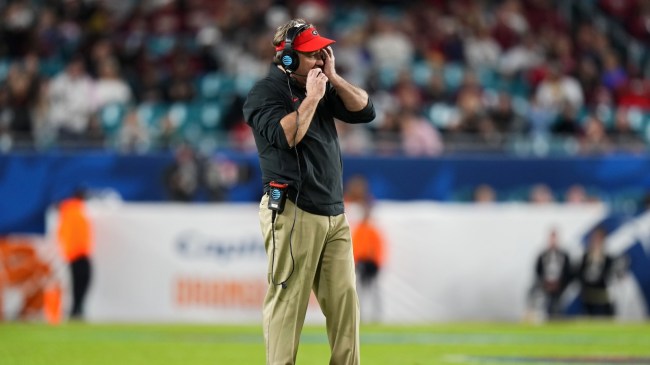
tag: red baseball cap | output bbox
[275,26,335,52]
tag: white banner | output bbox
[47,201,621,323]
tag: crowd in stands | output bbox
[0,0,649,156]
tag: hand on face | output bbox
[320,46,336,78]
[305,68,328,100]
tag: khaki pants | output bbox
[259,194,360,365]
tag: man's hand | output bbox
[306,68,328,100]
[321,46,336,79]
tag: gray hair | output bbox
[272,18,311,64]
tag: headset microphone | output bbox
[280,24,310,74]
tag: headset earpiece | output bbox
[280,24,309,74]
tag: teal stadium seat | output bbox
[198,72,236,100]
[199,102,222,132]
[99,103,127,137]
[410,60,434,88]
[167,102,202,145]
[427,102,459,129]
[235,74,259,98]
[136,102,168,133]
[475,66,498,90]
[147,35,176,58]
[0,58,9,82]
[377,66,399,89]
[39,56,65,77]
[199,72,224,100]
[626,107,646,132]
[443,62,464,91]
[643,112,650,144]
[511,95,530,118]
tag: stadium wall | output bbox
[2,152,650,234]
[40,201,648,323]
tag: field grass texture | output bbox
[1,321,649,365]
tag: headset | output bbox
[279,23,310,74]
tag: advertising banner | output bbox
[48,201,648,323]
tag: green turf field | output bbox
[1,321,649,365]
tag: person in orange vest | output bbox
[351,202,386,323]
[57,187,93,320]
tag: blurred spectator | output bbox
[498,32,544,77]
[422,72,451,105]
[599,0,637,22]
[392,71,425,114]
[161,49,197,103]
[524,0,567,35]
[366,12,414,73]
[33,6,64,60]
[116,108,151,153]
[600,50,627,94]
[4,61,40,145]
[202,154,252,202]
[31,79,56,149]
[344,174,385,323]
[337,121,374,156]
[534,62,584,115]
[473,183,496,203]
[400,110,444,156]
[617,78,650,111]
[609,108,647,153]
[333,25,371,89]
[577,226,616,317]
[491,0,529,51]
[529,227,573,320]
[47,55,95,144]
[564,184,589,204]
[575,57,604,107]
[373,110,402,155]
[352,202,386,324]
[344,173,373,206]
[163,143,202,202]
[447,70,487,133]
[526,98,556,137]
[579,115,612,155]
[627,0,650,43]
[464,22,501,70]
[92,57,133,110]
[57,187,93,321]
[0,0,646,155]
[488,91,525,135]
[529,183,555,204]
[547,33,576,76]
[1,0,37,58]
[551,102,583,138]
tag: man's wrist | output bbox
[303,95,321,104]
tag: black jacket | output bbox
[243,64,375,216]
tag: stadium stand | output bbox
[0,0,648,213]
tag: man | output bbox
[57,187,93,320]
[578,226,615,317]
[243,18,375,365]
[532,227,572,319]
[352,202,386,324]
